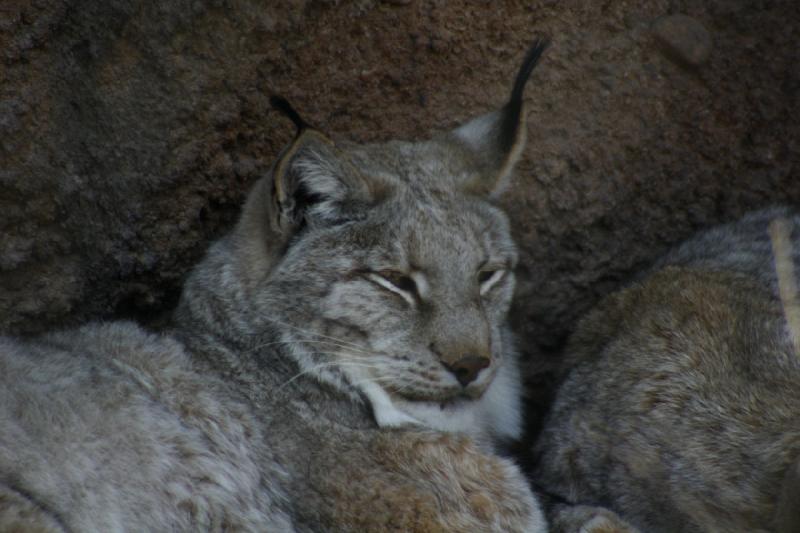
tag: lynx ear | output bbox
[266,98,377,233]
[451,38,549,197]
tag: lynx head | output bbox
[192,40,548,436]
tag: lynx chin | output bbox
[0,40,550,531]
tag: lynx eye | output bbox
[477,270,495,284]
[478,268,506,295]
[366,270,418,305]
[380,271,417,293]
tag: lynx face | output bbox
[265,143,519,406]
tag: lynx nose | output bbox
[443,355,490,387]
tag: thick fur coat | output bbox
[0,42,551,532]
[536,208,800,533]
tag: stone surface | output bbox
[1,1,799,433]
[652,14,713,67]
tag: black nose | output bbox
[443,355,491,387]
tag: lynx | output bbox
[0,42,550,531]
[534,207,800,532]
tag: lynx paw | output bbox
[579,514,639,533]
[550,504,639,533]
[374,431,546,532]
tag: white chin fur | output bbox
[355,360,522,447]
[358,379,422,428]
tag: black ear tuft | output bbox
[451,36,550,197]
[500,37,550,150]
[270,95,312,135]
[510,38,551,108]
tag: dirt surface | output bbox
[2,1,799,432]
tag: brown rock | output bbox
[652,13,713,67]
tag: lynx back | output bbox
[534,208,800,533]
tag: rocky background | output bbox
[2,1,799,434]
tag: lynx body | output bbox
[0,43,550,531]
[535,208,800,533]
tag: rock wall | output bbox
[2,1,799,426]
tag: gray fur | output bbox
[535,207,800,532]
[0,42,550,532]
[0,323,291,531]
[649,206,800,291]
